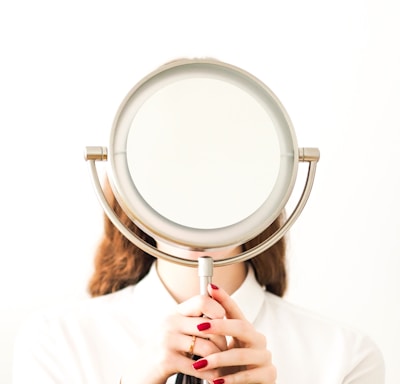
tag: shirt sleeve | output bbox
[343,333,385,384]
[12,312,67,384]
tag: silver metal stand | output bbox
[198,256,213,296]
[85,146,320,269]
[198,256,213,384]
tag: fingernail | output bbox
[193,359,208,370]
[197,322,211,331]
[210,283,219,290]
[213,379,225,384]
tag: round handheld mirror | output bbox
[85,58,320,267]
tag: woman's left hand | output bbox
[190,283,277,384]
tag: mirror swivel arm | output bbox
[215,147,320,266]
[299,147,320,162]
[85,146,320,268]
[84,146,108,161]
[84,147,199,267]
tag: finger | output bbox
[207,284,246,320]
[194,334,227,355]
[146,332,226,379]
[213,365,277,384]
[191,348,275,384]
[177,294,226,319]
[179,334,226,358]
[162,313,228,357]
[194,347,272,370]
[196,319,266,349]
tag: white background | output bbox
[1,1,399,383]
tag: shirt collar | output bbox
[134,262,265,324]
[231,266,265,324]
[131,263,177,327]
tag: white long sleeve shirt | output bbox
[13,265,385,383]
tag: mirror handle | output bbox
[198,256,213,296]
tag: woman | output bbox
[13,181,385,383]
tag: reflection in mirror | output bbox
[127,77,280,229]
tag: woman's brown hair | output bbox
[88,179,287,297]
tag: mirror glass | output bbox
[109,59,298,251]
[128,78,280,228]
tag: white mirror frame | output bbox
[84,58,320,267]
[108,59,300,251]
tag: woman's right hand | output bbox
[121,294,228,383]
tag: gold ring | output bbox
[188,335,197,357]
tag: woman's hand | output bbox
[121,293,228,383]
[189,283,277,384]
[121,283,276,384]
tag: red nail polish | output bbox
[193,359,208,370]
[210,283,219,290]
[213,379,225,384]
[197,322,211,331]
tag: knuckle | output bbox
[264,348,272,362]
[256,331,267,347]
[240,369,252,383]
[236,348,248,361]
[159,331,172,351]
[268,364,278,381]
[162,314,176,331]
[197,295,210,308]
[202,344,216,356]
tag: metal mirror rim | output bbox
[107,58,299,250]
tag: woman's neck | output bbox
[155,247,247,303]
